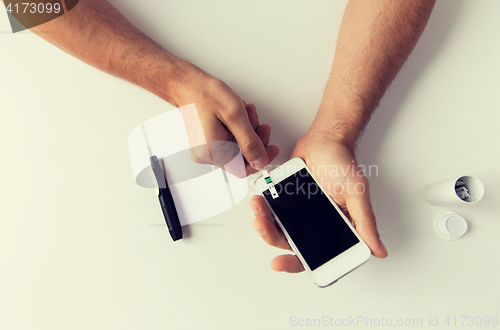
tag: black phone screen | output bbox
[263,168,359,271]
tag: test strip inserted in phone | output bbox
[262,169,279,199]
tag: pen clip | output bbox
[150,155,168,189]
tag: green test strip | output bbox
[262,169,279,199]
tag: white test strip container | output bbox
[423,175,484,206]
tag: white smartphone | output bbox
[253,157,371,287]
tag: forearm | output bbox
[310,0,435,150]
[23,0,202,106]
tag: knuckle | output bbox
[221,106,242,122]
[189,146,211,164]
[240,136,261,153]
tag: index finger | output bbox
[250,195,292,251]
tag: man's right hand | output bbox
[176,69,279,175]
[17,0,278,174]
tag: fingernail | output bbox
[250,206,259,215]
[253,226,264,236]
[251,154,267,170]
[378,239,388,255]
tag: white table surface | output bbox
[1,1,499,329]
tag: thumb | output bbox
[346,186,388,258]
[224,108,269,169]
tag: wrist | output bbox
[153,58,209,107]
[309,73,375,152]
[308,107,364,153]
[304,127,357,155]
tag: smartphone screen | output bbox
[263,168,359,271]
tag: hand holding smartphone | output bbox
[253,158,371,287]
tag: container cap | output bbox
[435,211,468,240]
